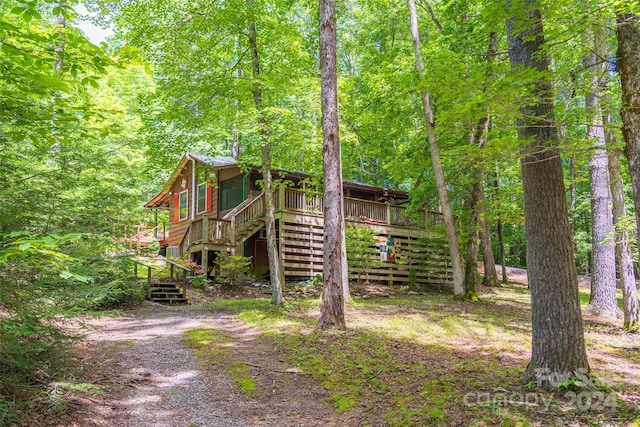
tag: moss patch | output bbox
[183,328,256,396]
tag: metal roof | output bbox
[187,153,237,168]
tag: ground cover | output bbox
[24,273,640,427]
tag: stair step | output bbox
[151,297,189,305]
[149,288,182,293]
[150,292,185,298]
[150,282,183,288]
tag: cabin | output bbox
[144,153,453,287]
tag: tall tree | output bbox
[506,0,590,386]
[584,27,618,319]
[246,0,283,306]
[610,11,640,330]
[318,0,346,329]
[615,12,640,249]
[467,31,500,289]
[408,0,467,300]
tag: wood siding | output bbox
[278,212,453,287]
[168,162,220,248]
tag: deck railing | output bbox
[208,218,232,243]
[178,188,444,251]
[116,224,167,253]
[281,188,443,229]
[235,193,265,233]
[282,188,324,213]
[344,197,387,223]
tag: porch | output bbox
[179,187,444,253]
[178,188,451,286]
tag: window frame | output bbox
[179,189,189,221]
[197,182,207,214]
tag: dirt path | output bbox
[42,303,354,427]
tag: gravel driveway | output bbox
[45,303,354,427]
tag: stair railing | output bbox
[234,192,265,235]
[163,257,193,301]
[132,258,159,299]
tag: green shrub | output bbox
[80,279,145,310]
[0,281,76,425]
[215,252,253,285]
[345,225,381,287]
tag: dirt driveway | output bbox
[40,303,356,427]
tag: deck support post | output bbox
[202,214,209,243]
[277,218,286,284]
[202,246,210,278]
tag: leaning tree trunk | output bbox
[506,0,590,387]
[247,0,283,306]
[584,32,618,319]
[616,13,640,249]
[408,0,466,300]
[603,66,640,330]
[608,146,640,330]
[318,0,346,329]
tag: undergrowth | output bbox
[0,232,147,424]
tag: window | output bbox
[197,182,207,214]
[179,190,188,220]
[220,174,244,211]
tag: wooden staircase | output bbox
[147,280,188,305]
[133,257,191,305]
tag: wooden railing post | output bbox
[278,186,285,211]
[202,214,209,243]
[229,216,236,246]
[386,203,391,225]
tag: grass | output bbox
[205,284,640,426]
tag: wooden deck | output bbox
[178,188,452,287]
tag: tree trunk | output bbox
[463,170,481,299]
[506,0,590,387]
[497,215,507,283]
[408,0,466,300]
[54,5,66,74]
[318,0,346,329]
[584,32,619,319]
[604,91,639,329]
[479,211,498,286]
[478,32,499,288]
[608,147,640,330]
[247,0,283,306]
[616,13,640,259]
